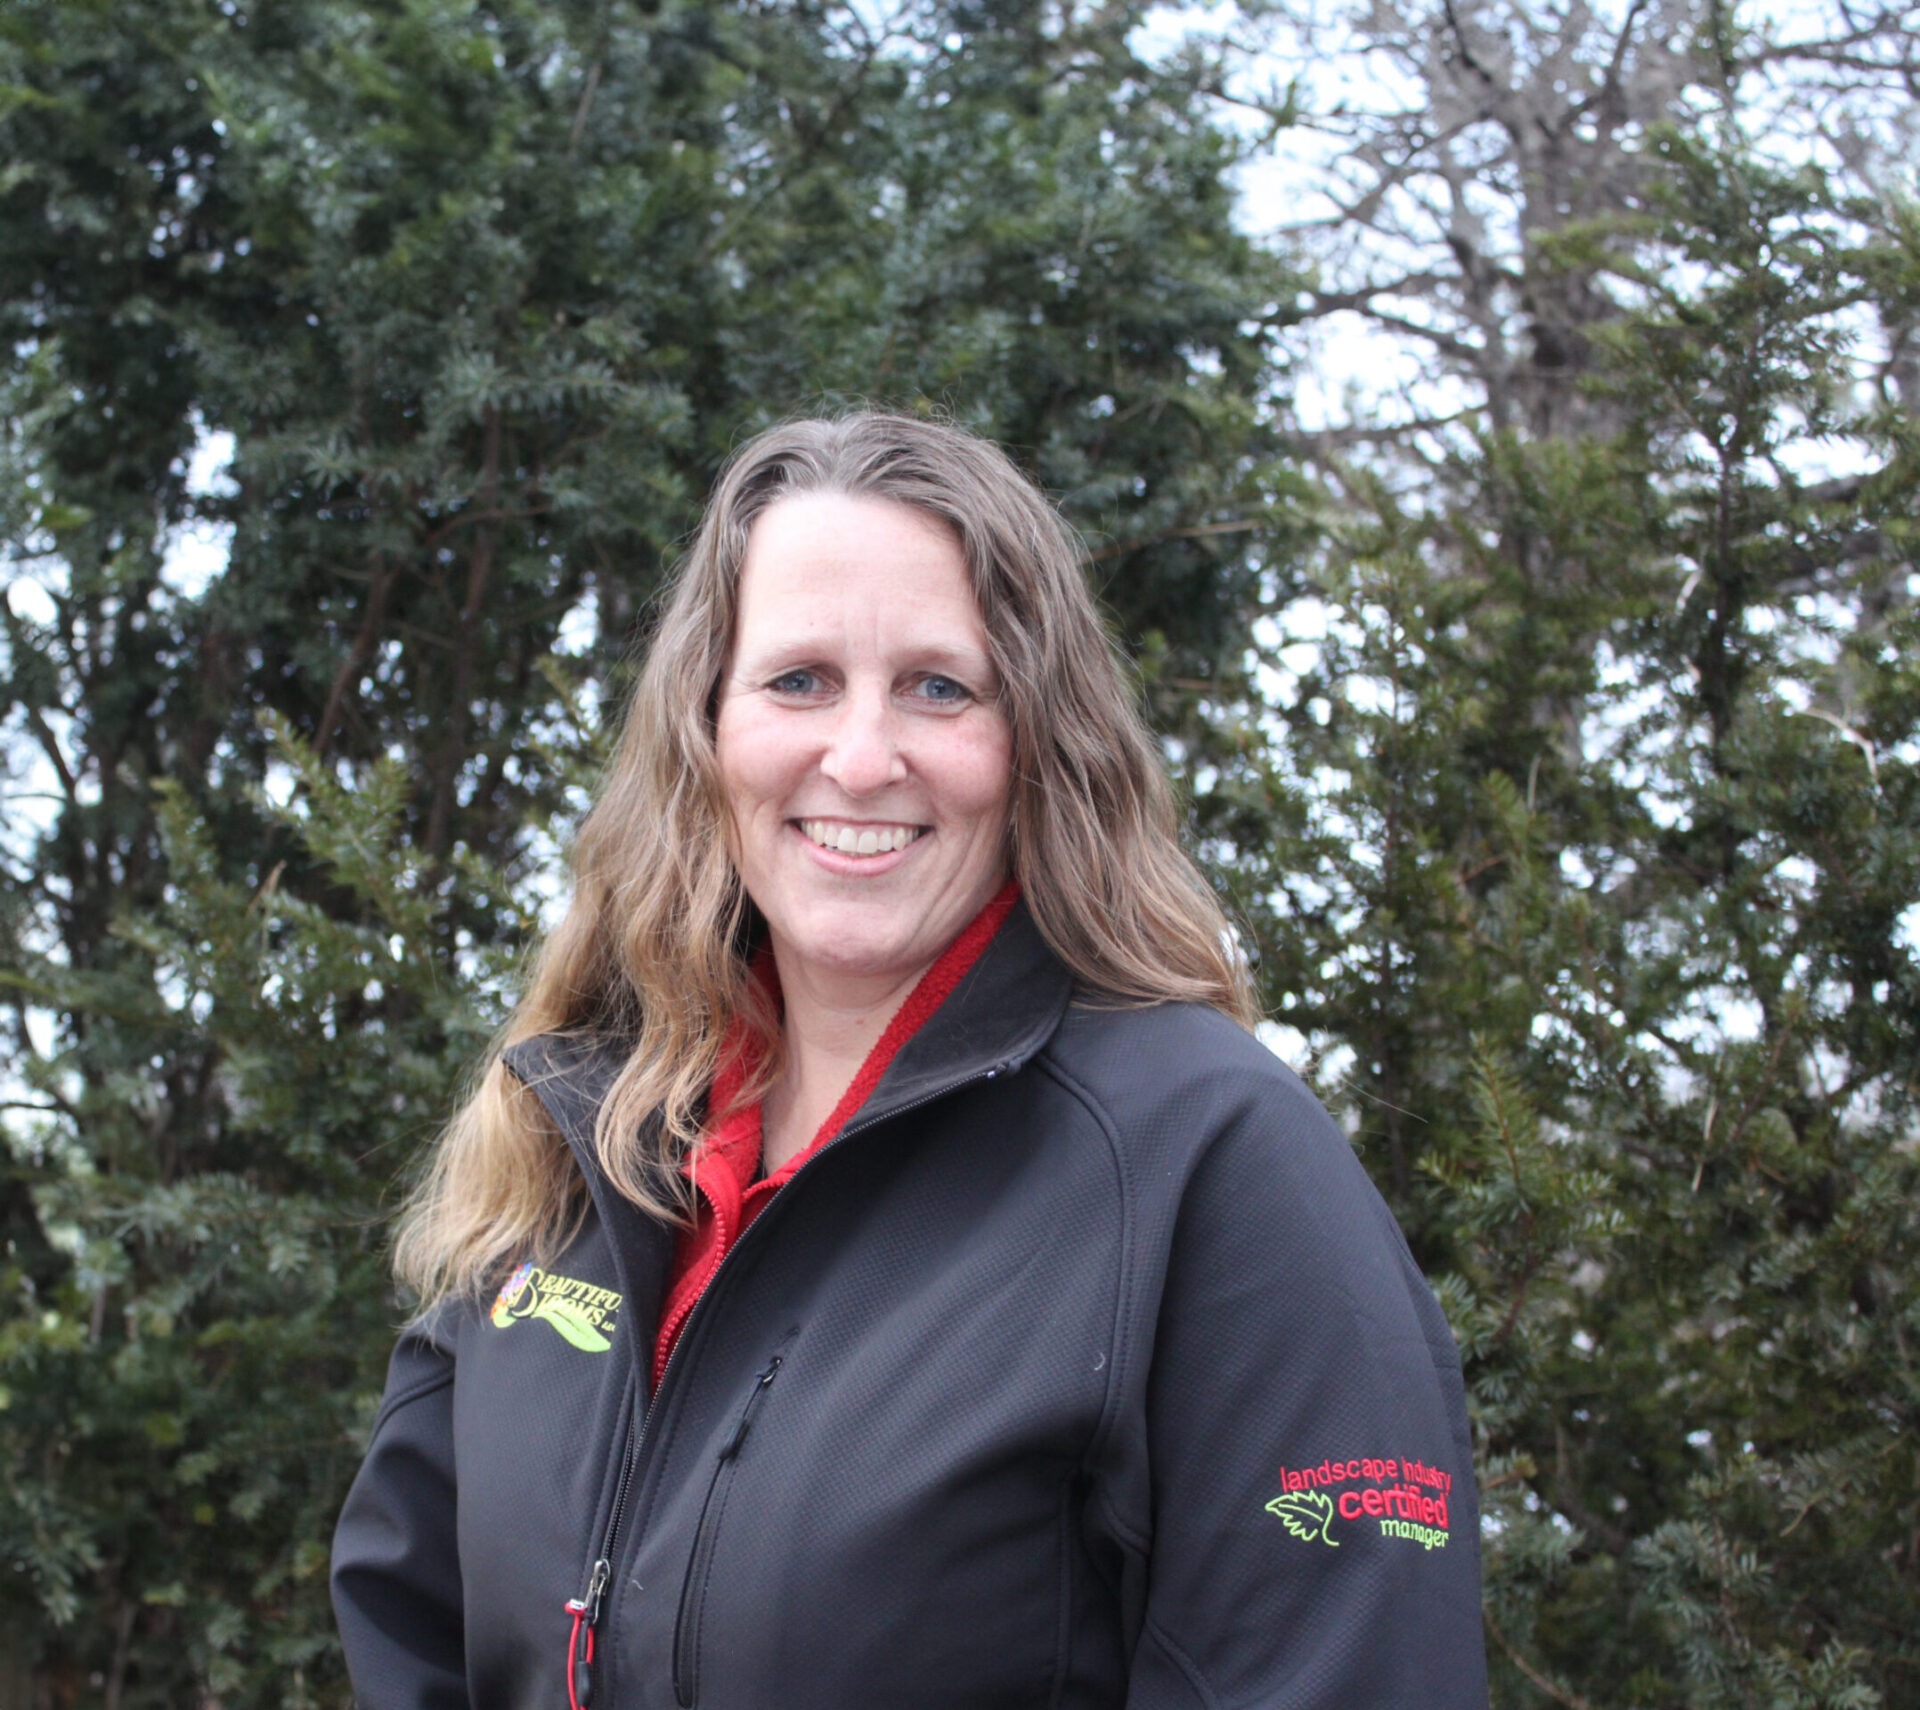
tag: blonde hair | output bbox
[395,413,1256,1304]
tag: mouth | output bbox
[797,819,926,857]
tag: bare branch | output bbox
[314,553,396,759]
[1354,306,1485,365]
[1087,518,1263,563]
[1283,409,1475,453]
[1485,1613,1602,1710]
[1302,272,1455,316]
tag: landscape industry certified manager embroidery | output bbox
[1266,1454,1455,1551]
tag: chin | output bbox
[773,904,941,981]
[792,931,920,981]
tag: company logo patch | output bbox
[489,1262,622,1352]
[1265,1455,1454,1552]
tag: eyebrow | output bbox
[734,639,996,677]
[899,643,997,676]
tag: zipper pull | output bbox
[564,1559,611,1710]
[717,1354,783,1461]
[583,1556,611,1626]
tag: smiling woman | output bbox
[331,414,1488,1710]
[714,492,1015,1109]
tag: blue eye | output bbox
[769,669,822,696]
[913,675,969,704]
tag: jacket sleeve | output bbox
[1101,1066,1488,1709]
[331,1322,469,1710]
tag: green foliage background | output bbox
[2,1,1915,1704]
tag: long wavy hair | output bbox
[395,412,1257,1304]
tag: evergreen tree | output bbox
[1,1,1292,1700]
[1230,0,1920,1692]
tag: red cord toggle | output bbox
[564,1598,596,1710]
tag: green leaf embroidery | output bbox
[1266,1490,1339,1547]
[533,1297,613,1353]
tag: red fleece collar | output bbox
[652,880,1022,1389]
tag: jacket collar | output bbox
[839,896,1071,1133]
[501,898,1074,1170]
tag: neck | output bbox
[752,881,1024,1175]
[761,960,924,1174]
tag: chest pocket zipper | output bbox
[672,1350,786,1708]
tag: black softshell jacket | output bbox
[332,907,1489,1708]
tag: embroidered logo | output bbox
[1265,1456,1454,1552]
[1265,1490,1338,1547]
[489,1262,622,1353]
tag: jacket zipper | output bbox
[564,1383,640,1710]
[672,1351,785,1708]
[560,1055,1017,1708]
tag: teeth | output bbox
[801,820,921,855]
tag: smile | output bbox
[798,820,925,856]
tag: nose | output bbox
[819,687,906,796]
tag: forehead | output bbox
[730,492,989,654]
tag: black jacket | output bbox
[331,907,1489,1708]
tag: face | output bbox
[714,492,1014,1008]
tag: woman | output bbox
[331,414,1488,1708]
